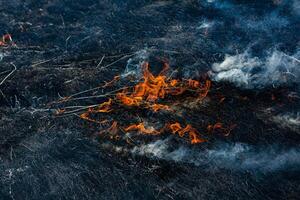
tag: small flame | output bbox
[123,121,206,144]
[124,122,160,135]
[169,123,206,144]
[93,98,113,113]
[79,99,113,123]
[149,103,171,112]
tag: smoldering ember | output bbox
[0,0,299,199]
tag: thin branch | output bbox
[31,59,52,67]
[99,53,136,70]
[0,63,17,86]
[62,88,125,102]
[96,55,105,68]
[55,87,128,104]
[282,52,300,63]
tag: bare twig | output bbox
[0,63,17,86]
[96,55,105,68]
[31,59,52,67]
[66,85,104,99]
[282,52,300,63]
[99,52,136,70]
[59,87,127,103]
[55,105,98,116]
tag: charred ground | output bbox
[0,0,300,200]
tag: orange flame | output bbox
[124,121,206,144]
[124,122,160,135]
[117,62,211,108]
[68,61,215,145]
[149,103,171,112]
[79,99,112,122]
[93,98,113,113]
[169,123,206,144]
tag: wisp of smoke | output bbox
[122,49,150,78]
[209,49,300,89]
[272,112,300,132]
[132,139,300,172]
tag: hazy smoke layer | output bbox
[132,139,300,172]
[272,112,300,132]
[200,0,300,89]
[209,50,300,88]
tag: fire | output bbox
[124,122,160,135]
[56,61,222,145]
[149,103,171,112]
[116,62,211,108]
[169,122,182,135]
[123,121,206,144]
[93,98,113,113]
[117,92,142,106]
[117,62,168,104]
[79,99,112,122]
[80,110,97,123]
[169,123,206,144]
[188,79,200,88]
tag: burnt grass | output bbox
[0,1,300,200]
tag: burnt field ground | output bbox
[0,0,300,199]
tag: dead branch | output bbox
[55,87,128,104]
[0,63,17,86]
[96,55,105,68]
[99,52,137,71]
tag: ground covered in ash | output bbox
[0,0,300,199]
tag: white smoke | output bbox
[272,112,300,133]
[122,49,150,79]
[0,52,5,62]
[209,50,300,88]
[132,139,300,172]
